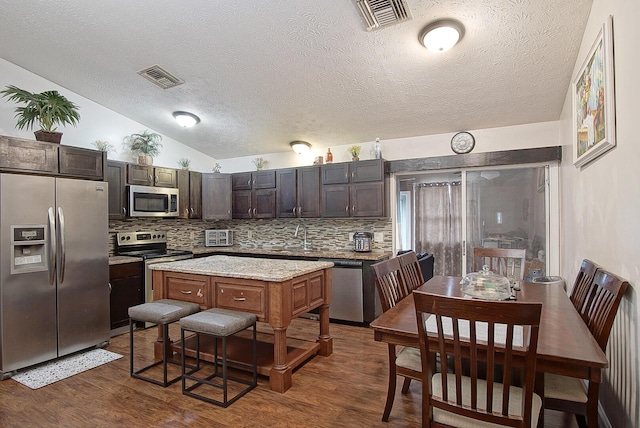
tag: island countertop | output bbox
[149,255,334,282]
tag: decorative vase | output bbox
[138,155,153,165]
[352,156,359,161]
[34,130,62,144]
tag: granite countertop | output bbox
[149,255,334,282]
[109,255,143,265]
[188,246,392,261]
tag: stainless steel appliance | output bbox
[0,174,110,379]
[115,231,193,324]
[127,185,179,217]
[353,232,373,252]
[319,259,364,323]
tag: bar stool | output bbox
[128,299,201,387]
[180,308,258,407]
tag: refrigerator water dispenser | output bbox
[10,225,47,274]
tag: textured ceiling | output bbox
[0,0,592,160]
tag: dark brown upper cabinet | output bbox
[107,160,127,220]
[276,166,321,218]
[127,164,177,187]
[232,170,276,219]
[177,169,202,219]
[202,173,232,220]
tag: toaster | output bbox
[205,229,233,247]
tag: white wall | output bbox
[559,0,640,426]
[0,58,217,172]
[220,120,560,173]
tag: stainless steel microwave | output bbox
[127,185,179,217]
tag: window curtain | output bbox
[414,182,463,276]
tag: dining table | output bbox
[369,275,608,428]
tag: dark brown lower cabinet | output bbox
[109,262,144,331]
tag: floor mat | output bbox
[12,349,123,389]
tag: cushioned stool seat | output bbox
[129,299,201,387]
[180,308,258,407]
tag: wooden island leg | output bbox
[317,303,333,356]
[270,326,292,393]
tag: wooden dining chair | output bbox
[568,259,600,321]
[397,251,425,292]
[473,247,527,280]
[414,292,543,428]
[371,258,421,422]
[545,269,629,428]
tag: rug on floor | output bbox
[12,349,123,389]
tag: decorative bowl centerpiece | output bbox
[460,265,512,300]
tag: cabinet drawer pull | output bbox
[233,297,246,301]
[181,290,193,294]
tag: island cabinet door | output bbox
[291,271,325,317]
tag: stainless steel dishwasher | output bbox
[320,259,363,323]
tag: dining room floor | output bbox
[0,318,580,427]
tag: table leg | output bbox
[269,326,292,393]
[317,303,333,356]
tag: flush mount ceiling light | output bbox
[172,111,200,127]
[419,19,465,53]
[290,141,312,154]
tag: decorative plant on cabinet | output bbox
[1,84,80,143]
[125,130,162,165]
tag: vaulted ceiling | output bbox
[0,0,592,159]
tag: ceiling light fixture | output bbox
[419,19,465,53]
[172,111,200,127]
[290,141,312,154]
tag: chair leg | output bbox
[576,414,588,428]
[382,344,398,422]
[401,377,412,394]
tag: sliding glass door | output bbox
[396,165,548,279]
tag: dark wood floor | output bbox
[0,319,579,427]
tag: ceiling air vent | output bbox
[137,65,184,89]
[355,0,412,31]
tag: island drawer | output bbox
[164,273,209,307]
[215,281,266,318]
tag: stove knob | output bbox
[120,236,125,241]
[126,236,131,240]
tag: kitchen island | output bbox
[150,255,333,392]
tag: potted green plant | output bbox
[252,157,268,170]
[347,145,361,161]
[125,130,162,165]
[1,84,80,143]
[92,140,116,157]
[212,162,222,173]
[177,157,191,170]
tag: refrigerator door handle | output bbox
[57,207,66,284]
[47,207,57,286]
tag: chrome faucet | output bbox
[294,224,311,250]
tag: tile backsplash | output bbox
[109,217,392,255]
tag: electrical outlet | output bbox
[248,230,253,239]
[348,232,354,241]
[374,232,384,242]
[190,231,195,240]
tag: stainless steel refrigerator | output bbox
[0,173,110,378]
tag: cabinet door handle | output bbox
[351,171,355,180]
[190,207,194,215]
[352,205,356,214]
[233,297,246,301]
[155,175,159,183]
[122,207,126,215]
[292,207,297,215]
[252,179,256,187]
[248,208,253,218]
[298,206,303,215]
[247,179,252,186]
[181,290,193,294]
[148,174,153,182]
[253,208,257,216]
[345,206,349,213]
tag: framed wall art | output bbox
[573,15,616,168]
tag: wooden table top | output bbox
[370,276,608,380]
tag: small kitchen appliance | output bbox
[205,229,233,247]
[353,232,373,252]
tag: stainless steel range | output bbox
[115,231,193,306]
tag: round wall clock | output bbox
[451,131,475,154]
